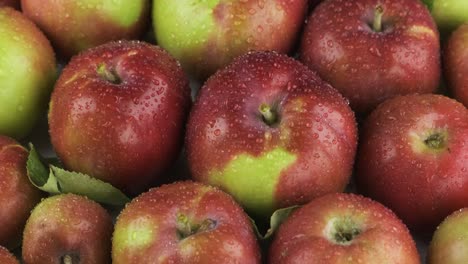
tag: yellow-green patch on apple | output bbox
[113,216,157,254]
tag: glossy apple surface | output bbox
[49,41,191,196]
[428,208,468,263]
[153,0,308,79]
[269,193,420,264]
[186,51,357,218]
[356,94,468,232]
[22,194,113,264]
[112,181,261,263]
[0,7,56,139]
[0,135,43,249]
[429,0,468,36]
[300,0,440,113]
[445,23,468,107]
[0,246,19,264]
[21,0,149,58]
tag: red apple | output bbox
[22,194,113,264]
[0,135,43,249]
[427,208,468,263]
[186,51,357,218]
[21,0,149,58]
[0,246,19,264]
[152,0,308,79]
[112,181,261,263]
[269,193,420,263]
[0,0,19,9]
[48,41,191,196]
[356,94,468,232]
[445,23,468,107]
[300,0,440,113]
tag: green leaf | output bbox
[264,205,300,239]
[26,143,131,206]
[422,0,434,11]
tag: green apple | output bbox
[0,8,56,139]
[424,0,468,36]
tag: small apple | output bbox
[48,41,191,196]
[426,0,468,37]
[0,246,19,264]
[22,194,113,264]
[112,181,261,263]
[152,0,308,79]
[21,0,150,58]
[269,193,420,263]
[356,94,468,232]
[300,0,440,113]
[0,0,19,9]
[0,135,43,249]
[0,7,56,139]
[445,23,468,107]
[427,208,468,263]
[186,51,357,219]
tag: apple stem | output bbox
[373,5,384,32]
[63,255,72,264]
[424,133,445,150]
[259,103,277,126]
[97,63,121,84]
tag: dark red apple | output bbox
[0,0,19,9]
[0,135,43,249]
[112,181,261,263]
[300,0,440,113]
[269,193,420,263]
[0,246,19,264]
[445,23,468,107]
[22,194,113,264]
[186,51,357,218]
[48,41,191,196]
[356,94,468,232]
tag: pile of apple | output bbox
[1,0,468,263]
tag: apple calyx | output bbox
[424,132,447,150]
[61,253,80,264]
[373,5,384,32]
[259,103,278,126]
[327,217,362,245]
[176,213,217,240]
[96,63,121,85]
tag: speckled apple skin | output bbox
[269,193,420,264]
[300,0,440,113]
[22,194,113,264]
[49,41,191,196]
[187,51,357,217]
[0,136,43,249]
[0,246,19,264]
[445,23,468,107]
[356,94,468,232]
[112,181,261,264]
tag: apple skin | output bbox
[21,0,149,58]
[0,0,19,9]
[269,193,420,264]
[300,0,440,113]
[445,23,468,107]
[0,135,44,249]
[112,181,261,264]
[186,51,357,218]
[49,41,191,196]
[22,194,113,264]
[427,208,468,263]
[153,0,308,79]
[429,0,468,37]
[0,7,57,139]
[356,94,468,232]
[0,246,19,264]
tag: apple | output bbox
[269,193,420,263]
[21,0,149,58]
[152,0,308,79]
[356,94,468,232]
[0,246,19,264]
[0,135,43,249]
[48,40,191,196]
[0,0,19,9]
[426,0,468,37]
[186,51,357,219]
[300,0,440,113]
[22,193,113,264]
[445,23,468,107]
[0,7,56,139]
[427,208,468,263]
[112,181,261,263]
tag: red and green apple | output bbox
[445,23,468,107]
[425,0,468,36]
